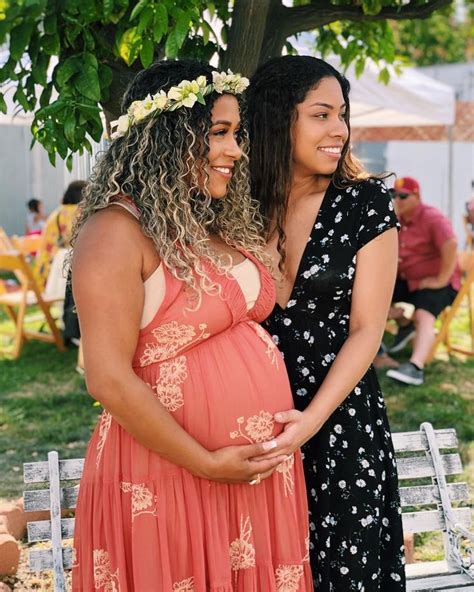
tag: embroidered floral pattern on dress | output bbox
[275,564,304,591]
[248,321,279,368]
[120,482,158,521]
[230,411,274,443]
[303,536,310,563]
[276,454,295,496]
[229,515,256,571]
[140,321,210,366]
[71,546,78,568]
[96,411,112,468]
[93,549,120,591]
[152,355,188,412]
[172,577,195,591]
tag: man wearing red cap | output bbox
[386,176,460,385]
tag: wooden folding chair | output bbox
[0,250,66,359]
[427,251,474,362]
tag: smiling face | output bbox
[291,76,349,178]
[205,94,242,199]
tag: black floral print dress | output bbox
[264,179,406,591]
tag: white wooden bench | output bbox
[394,422,474,590]
[23,422,474,591]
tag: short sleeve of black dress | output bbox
[355,179,400,250]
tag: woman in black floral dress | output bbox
[247,56,406,591]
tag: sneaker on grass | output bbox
[386,362,424,386]
[388,322,416,353]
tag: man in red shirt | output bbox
[386,177,460,385]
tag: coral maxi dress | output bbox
[72,238,312,590]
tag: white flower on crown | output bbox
[212,70,249,94]
[113,114,130,136]
[152,90,168,110]
[167,79,199,108]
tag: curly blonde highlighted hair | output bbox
[70,60,268,307]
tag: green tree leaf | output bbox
[137,6,153,34]
[13,85,30,112]
[130,0,149,21]
[0,93,6,114]
[165,28,178,58]
[153,3,168,42]
[75,65,101,101]
[10,22,34,60]
[55,56,80,88]
[174,11,191,49]
[118,26,141,65]
[64,110,76,143]
[140,37,154,67]
[42,32,60,55]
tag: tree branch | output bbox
[283,0,453,36]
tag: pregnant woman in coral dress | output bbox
[70,60,311,591]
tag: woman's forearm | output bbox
[304,326,383,432]
[88,370,214,478]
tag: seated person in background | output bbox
[34,180,87,291]
[25,198,47,234]
[386,176,460,386]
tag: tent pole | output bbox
[447,124,454,222]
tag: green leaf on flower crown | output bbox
[196,92,206,105]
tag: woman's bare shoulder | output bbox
[73,207,144,275]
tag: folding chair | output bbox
[427,251,474,362]
[0,250,66,359]
[12,233,42,257]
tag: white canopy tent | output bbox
[334,58,456,128]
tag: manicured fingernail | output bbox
[262,440,277,451]
[274,413,283,421]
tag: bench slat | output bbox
[29,547,74,572]
[402,507,471,534]
[406,572,474,590]
[397,453,463,480]
[23,458,84,484]
[400,483,470,507]
[392,429,458,453]
[24,486,79,512]
[27,518,75,543]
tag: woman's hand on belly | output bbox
[251,409,317,461]
[202,440,288,484]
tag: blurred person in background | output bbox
[25,197,47,234]
[386,176,460,385]
[34,180,87,291]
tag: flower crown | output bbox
[110,70,249,139]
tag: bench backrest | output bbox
[393,427,471,537]
[23,453,83,590]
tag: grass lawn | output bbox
[0,305,473,575]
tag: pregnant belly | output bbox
[138,322,293,449]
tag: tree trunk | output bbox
[222,0,275,76]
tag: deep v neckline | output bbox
[275,181,333,311]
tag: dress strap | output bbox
[108,195,140,220]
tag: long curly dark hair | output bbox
[247,55,368,268]
[71,59,267,307]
